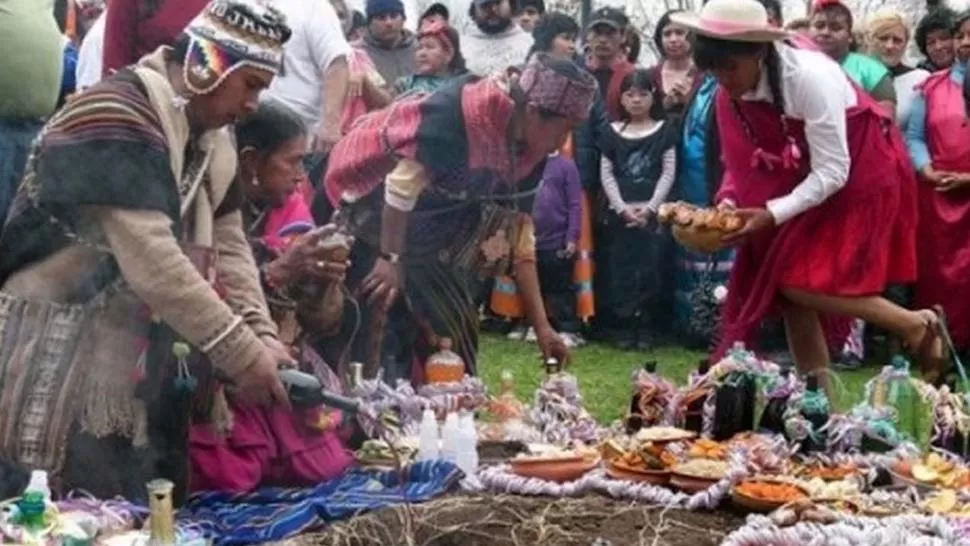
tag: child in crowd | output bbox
[532,144,584,347]
[597,69,677,350]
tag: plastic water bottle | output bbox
[26,470,51,501]
[418,408,440,461]
[457,412,478,476]
[440,412,460,464]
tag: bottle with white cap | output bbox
[418,408,440,461]
[440,412,460,464]
[25,470,51,502]
[457,411,478,476]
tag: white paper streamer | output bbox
[721,514,969,546]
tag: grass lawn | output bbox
[476,334,882,426]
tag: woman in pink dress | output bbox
[671,0,945,384]
[190,100,355,493]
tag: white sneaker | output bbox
[524,327,538,342]
[560,332,586,348]
[507,326,528,340]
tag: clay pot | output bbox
[509,456,600,483]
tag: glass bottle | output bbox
[426,338,465,384]
[758,366,792,434]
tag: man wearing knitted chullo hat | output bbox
[318,54,597,383]
[0,0,294,502]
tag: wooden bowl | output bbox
[606,462,671,486]
[509,456,600,483]
[731,480,809,513]
[672,224,727,254]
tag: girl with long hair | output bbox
[597,69,677,349]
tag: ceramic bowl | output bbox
[509,456,600,483]
[731,480,809,513]
[670,472,721,494]
[887,468,938,494]
[606,462,671,486]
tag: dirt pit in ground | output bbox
[279,494,745,546]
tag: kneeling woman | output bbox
[189,100,356,493]
[671,0,943,384]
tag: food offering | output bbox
[509,446,600,483]
[921,489,963,515]
[657,201,744,253]
[607,443,677,485]
[731,478,810,513]
[794,462,861,482]
[598,439,628,463]
[768,499,846,527]
[670,459,730,493]
[633,426,698,444]
[798,476,862,501]
[687,439,728,461]
[890,453,970,490]
[356,439,418,469]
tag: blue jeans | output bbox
[0,119,42,228]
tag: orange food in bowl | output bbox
[735,481,807,503]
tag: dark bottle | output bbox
[712,368,757,441]
[758,366,792,434]
[684,359,711,433]
[278,368,362,413]
[799,375,830,454]
[626,361,659,434]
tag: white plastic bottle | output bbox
[418,408,440,461]
[440,412,460,464]
[457,412,478,476]
[26,470,51,501]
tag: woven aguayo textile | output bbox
[0,58,242,502]
[0,71,179,489]
[180,460,462,545]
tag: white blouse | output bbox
[739,43,857,225]
[893,68,931,130]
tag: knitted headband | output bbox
[517,53,597,123]
[418,21,455,53]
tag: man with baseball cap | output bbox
[584,7,636,120]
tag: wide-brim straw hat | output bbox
[670,0,789,43]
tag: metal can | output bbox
[146,479,176,546]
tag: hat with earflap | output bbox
[182,0,291,95]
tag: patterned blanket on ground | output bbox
[179,461,463,545]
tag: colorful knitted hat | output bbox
[183,0,291,95]
[516,53,597,123]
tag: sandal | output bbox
[908,306,950,386]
